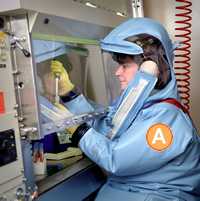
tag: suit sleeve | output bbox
[62,94,95,114]
[79,104,193,176]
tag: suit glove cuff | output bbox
[60,89,80,103]
[71,123,90,147]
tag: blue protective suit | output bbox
[63,18,200,201]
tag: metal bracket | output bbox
[20,127,38,137]
[42,109,108,137]
[5,31,31,57]
[131,0,144,17]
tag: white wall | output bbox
[143,0,200,131]
[190,0,200,131]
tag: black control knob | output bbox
[0,129,17,167]
[0,17,4,29]
[0,139,8,150]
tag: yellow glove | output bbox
[0,32,6,40]
[51,60,74,96]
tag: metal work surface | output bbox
[38,160,105,201]
[38,158,93,193]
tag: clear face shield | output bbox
[102,52,160,140]
[102,51,121,102]
[102,50,156,102]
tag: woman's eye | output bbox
[123,64,130,68]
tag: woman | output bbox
[51,18,200,201]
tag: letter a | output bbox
[152,128,166,144]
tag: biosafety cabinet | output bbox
[0,0,129,200]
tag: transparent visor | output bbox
[102,51,121,102]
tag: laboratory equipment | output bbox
[0,1,127,200]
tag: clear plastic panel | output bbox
[32,40,88,100]
[102,51,121,102]
[31,39,109,178]
[30,39,111,137]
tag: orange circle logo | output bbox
[146,123,173,151]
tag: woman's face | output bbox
[115,56,139,90]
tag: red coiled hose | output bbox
[174,0,192,110]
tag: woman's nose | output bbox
[115,65,124,76]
